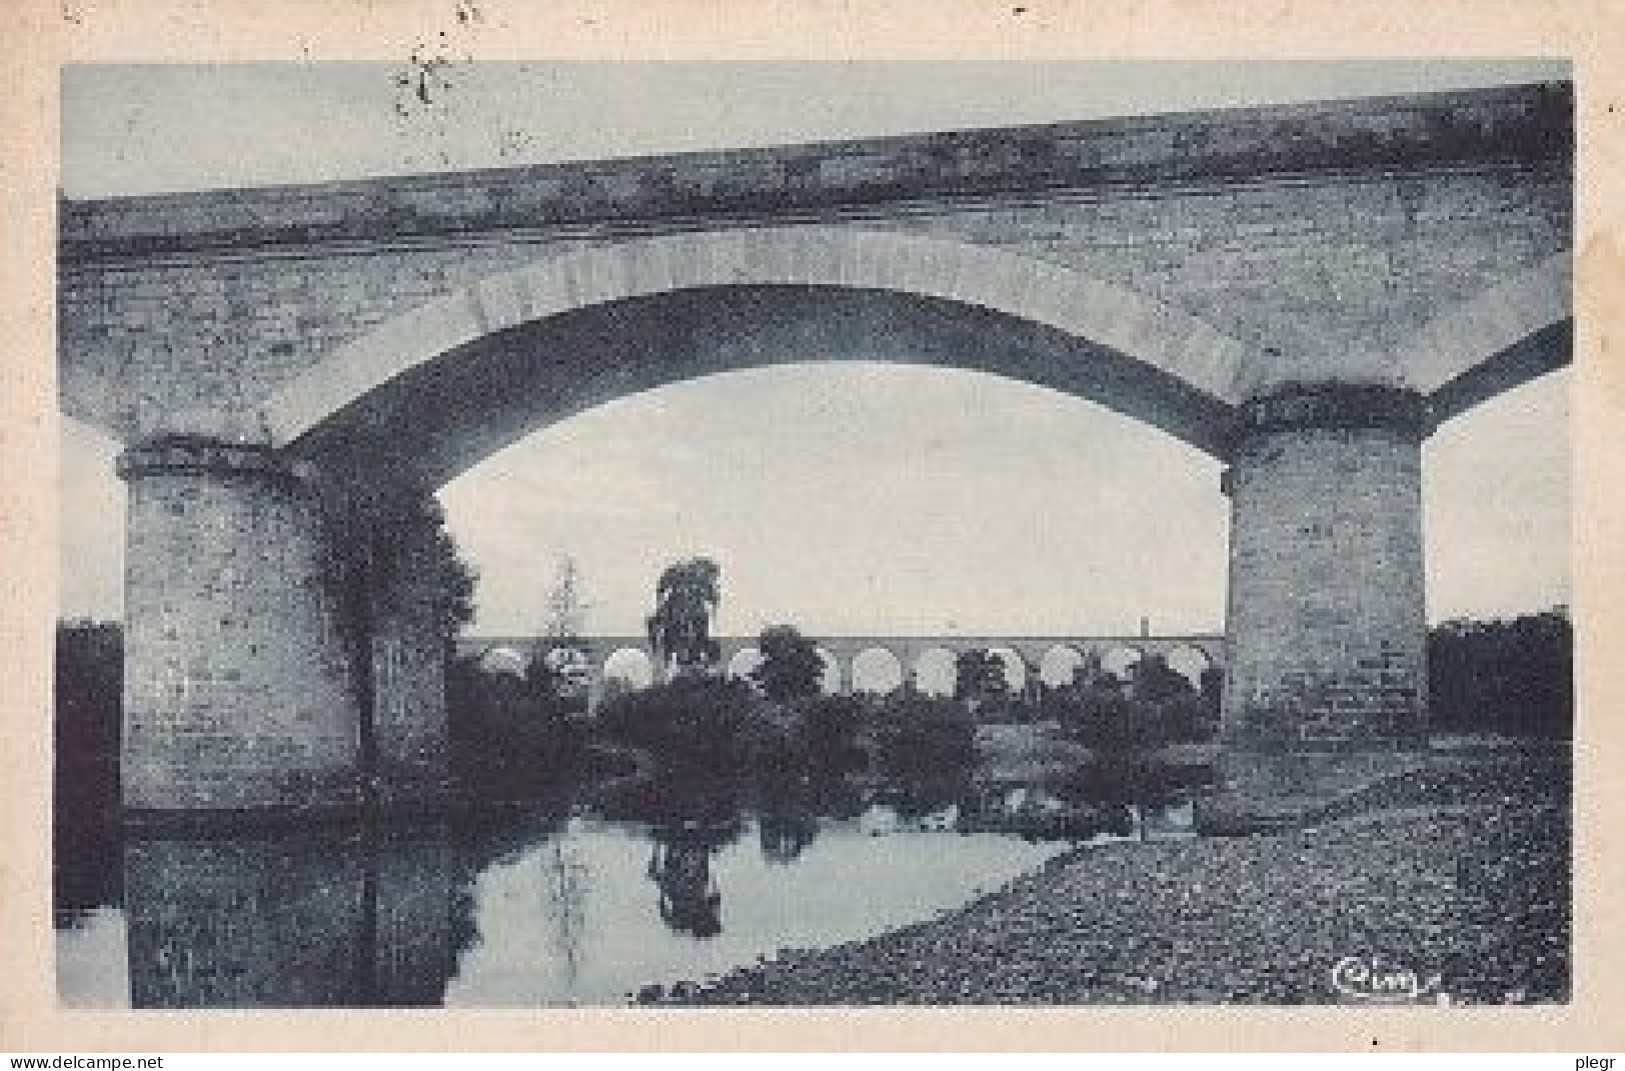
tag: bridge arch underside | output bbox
[1426,319,1571,429]
[281,283,1237,488]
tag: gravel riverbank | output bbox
[642,759,1570,1006]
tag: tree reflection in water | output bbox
[757,807,819,864]
[647,830,727,939]
[70,766,1094,1008]
[754,774,863,863]
[608,772,752,939]
[537,838,590,993]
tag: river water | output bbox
[55,782,1192,1008]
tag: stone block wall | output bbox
[59,84,1570,447]
[1222,388,1428,751]
[118,441,360,810]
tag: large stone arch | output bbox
[264,226,1250,487]
[1399,252,1572,426]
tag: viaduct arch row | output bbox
[58,82,1572,814]
[459,634,1227,698]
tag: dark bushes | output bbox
[867,691,977,788]
[1041,654,1219,809]
[594,674,762,777]
[1429,610,1572,739]
[446,654,593,800]
[54,620,124,910]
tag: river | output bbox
[54,780,1193,1008]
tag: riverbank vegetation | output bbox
[52,594,1573,821]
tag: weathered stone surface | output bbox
[1222,384,1429,757]
[118,440,360,811]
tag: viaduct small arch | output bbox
[851,647,905,695]
[1038,645,1087,689]
[726,647,764,685]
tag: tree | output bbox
[869,691,977,801]
[594,674,758,776]
[531,556,592,700]
[954,648,1009,709]
[317,470,477,782]
[543,555,590,641]
[751,624,824,701]
[319,475,476,695]
[1129,653,1190,704]
[1428,609,1572,738]
[645,557,722,677]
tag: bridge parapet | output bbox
[62,83,1567,263]
[60,83,1569,455]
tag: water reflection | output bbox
[57,774,1197,1008]
[758,807,819,864]
[535,839,590,994]
[122,821,462,1008]
[648,831,726,938]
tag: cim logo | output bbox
[1329,955,1444,1003]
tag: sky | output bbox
[57,61,1571,636]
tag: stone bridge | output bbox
[457,633,1226,701]
[58,82,1571,814]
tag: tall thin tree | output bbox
[645,557,722,677]
[535,555,592,690]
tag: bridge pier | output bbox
[117,438,362,813]
[1211,383,1431,829]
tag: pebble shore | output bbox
[642,759,1570,1006]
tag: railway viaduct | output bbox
[58,82,1571,815]
[456,633,1226,704]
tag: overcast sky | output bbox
[58,61,1571,636]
